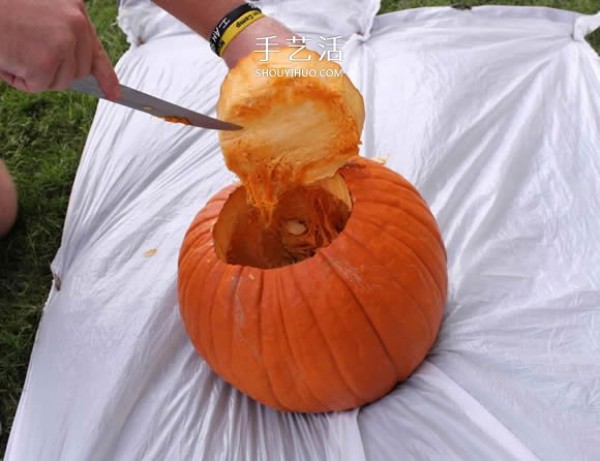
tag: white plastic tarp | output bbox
[6,1,600,459]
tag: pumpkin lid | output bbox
[217,47,365,218]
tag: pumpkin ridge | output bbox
[344,216,440,343]
[352,209,447,315]
[317,251,399,382]
[355,188,445,254]
[193,198,227,222]
[188,210,219,229]
[178,226,215,277]
[357,162,418,189]
[178,229,216,320]
[265,271,306,410]
[205,259,232,377]
[179,250,211,331]
[180,211,218,252]
[275,271,329,411]
[334,228,435,376]
[179,221,218,288]
[179,215,213,254]
[228,265,244,393]
[352,198,446,293]
[354,175,433,215]
[356,175,428,209]
[340,164,445,251]
[324,230,432,368]
[258,272,287,411]
[250,270,285,408]
[287,264,361,409]
[182,251,222,367]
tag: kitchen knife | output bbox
[70,76,242,131]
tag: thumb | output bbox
[91,41,121,101]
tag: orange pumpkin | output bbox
[178,48,447,413]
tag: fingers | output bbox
[84,6,120,100]
[48,8,93,91]
[22,54,61,93]
[2,3,119,96]
[49,50,77,92]
[48,18,94,91]
[91,40,121,100]
[75,18,93,80]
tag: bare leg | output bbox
[0,159,17,237]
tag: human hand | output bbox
[0,0,120,99]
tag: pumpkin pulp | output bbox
[213,174,352,269]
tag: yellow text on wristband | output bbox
[217,9,265,57]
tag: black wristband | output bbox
[209,3,264,56]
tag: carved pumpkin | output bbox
[178,48,447,413]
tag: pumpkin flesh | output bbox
[217,47,364,220]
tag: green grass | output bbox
[0,0,128,454]
[381,0,600,9]
[379,0,600,48]
[0,0,599,456]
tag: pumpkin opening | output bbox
[213,173,352,269]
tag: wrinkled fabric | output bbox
[6,2,600,460]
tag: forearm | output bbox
[151,0,244,41]
[151,0,294,68]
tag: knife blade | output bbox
[70,76,242,131]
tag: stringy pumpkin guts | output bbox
[217,47,365,220]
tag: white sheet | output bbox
[6,2,600,460]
